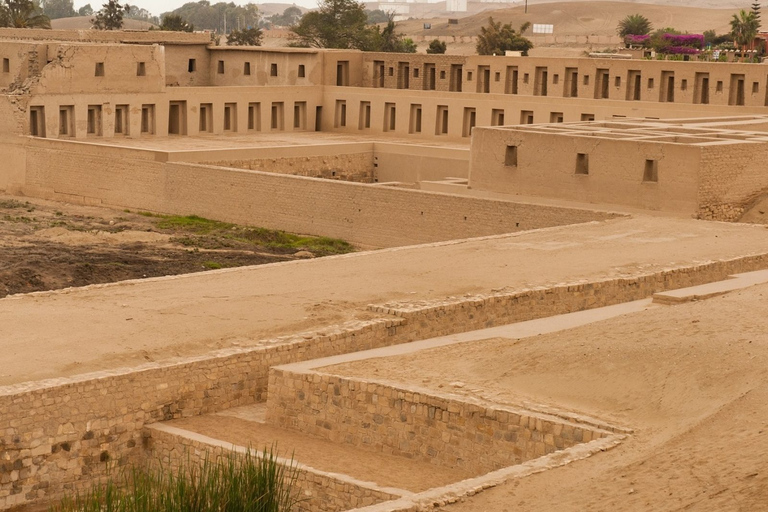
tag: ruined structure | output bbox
[2,27,768,512]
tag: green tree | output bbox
[617,13,652,37]
[0,0,52,28]
[268,5,301,27]
[364,8,387,23]
[91,0,130,29]
[226,26,262,45]
[476,17,532,55]
[160,13,193,31]
[731,9,760,58]
[165,2,260,34]
[290,0,377,49]
[77,3,92,16]
[373,13,416,52]
[648,27,679,52]
[41,0,75,19]
[752,2,761,29]
[426,38,446,54]
[125,5,157,24]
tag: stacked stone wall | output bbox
[265,369,610,475]
[146,425,401,512]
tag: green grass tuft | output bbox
[50,446,302,512]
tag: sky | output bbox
[72,0,320,16]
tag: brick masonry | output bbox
[3,253,768,510]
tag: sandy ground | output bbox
[325,284,768,511]
[1,215,768,387]
[167,414,475,492]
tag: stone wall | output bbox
[146,424,402,512]
[698,143,768,221]
[265,369,610,475]
[3,254,768,510]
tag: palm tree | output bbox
[0,0,52,28]
[730,9,760,61]
[617,14,652,37]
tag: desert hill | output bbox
[396,1,736,38]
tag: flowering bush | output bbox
[665,45,701,55]
[662,33,704,49]
[625,34,650,46]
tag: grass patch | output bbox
[154,215,354,256]
[203,261,223,269]
[0,199,28,209]
[50,446,301,512]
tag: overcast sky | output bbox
[72,0,319,16]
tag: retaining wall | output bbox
[146,425,402,512]
[265,369,610,475]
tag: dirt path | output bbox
[325,284,768,511]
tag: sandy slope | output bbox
[397,1,735,38]
[326,284,768,511]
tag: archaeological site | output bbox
[1,4,768,510]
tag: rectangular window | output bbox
[334,100,347,128]
[224,103,236,131]
[643,159,658,182]
[462,107,476,137]
[436,105,448,135]
[199,103,212,132]
[168,101,187,135]
[564,67,578,98]
[373,60,385,87]
[581,113,595,121]
[753,81,759,94]
[114,105,129,135]
[423,63,436,90]
[477,65,490,93]
[575,153,589,175]
[440,70,446,80]
[614,76,621,87]
[336,61,349,86]
[730,74,746,106]
[450,64,462,92]
[384,102,396,132]
[413,67,419,78]
[716,80,723,93]
[359,101,371,130]
[648,78,655,89]
[534,67,548,96]
[550,112,563,123]
[95,62,104,76]
[491,109,505,126]
[294,101,306,130]
[681,79,687,91]
[188,59,196,72]
[520,110,534,124]
[136,62,146,76]
[2,58,9,73]
[409,104,422,134]
[398,62,410,89]
[505,145,518,167]
[583,75,590,86]
[270,63,278,77]
[595,69,609,99]
[627,70,641,101]
[694,73,710,104]
[244,62,251,75]
[29,106,45,137]
[87,105,102,136]
[59,105,74,137]
[248,102,261,131]
[505,66,518,94]
[298,64,305,77]
[660,71,675,102]
[271,102,284,130]
[141,105,155,134]
[217,60,224,74]
[495,71,501,82]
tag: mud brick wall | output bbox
[18,139,616,248]
[698,143,768,221]
[145,425,401,512]
[266,369,609,475]
[206,152,374,183]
